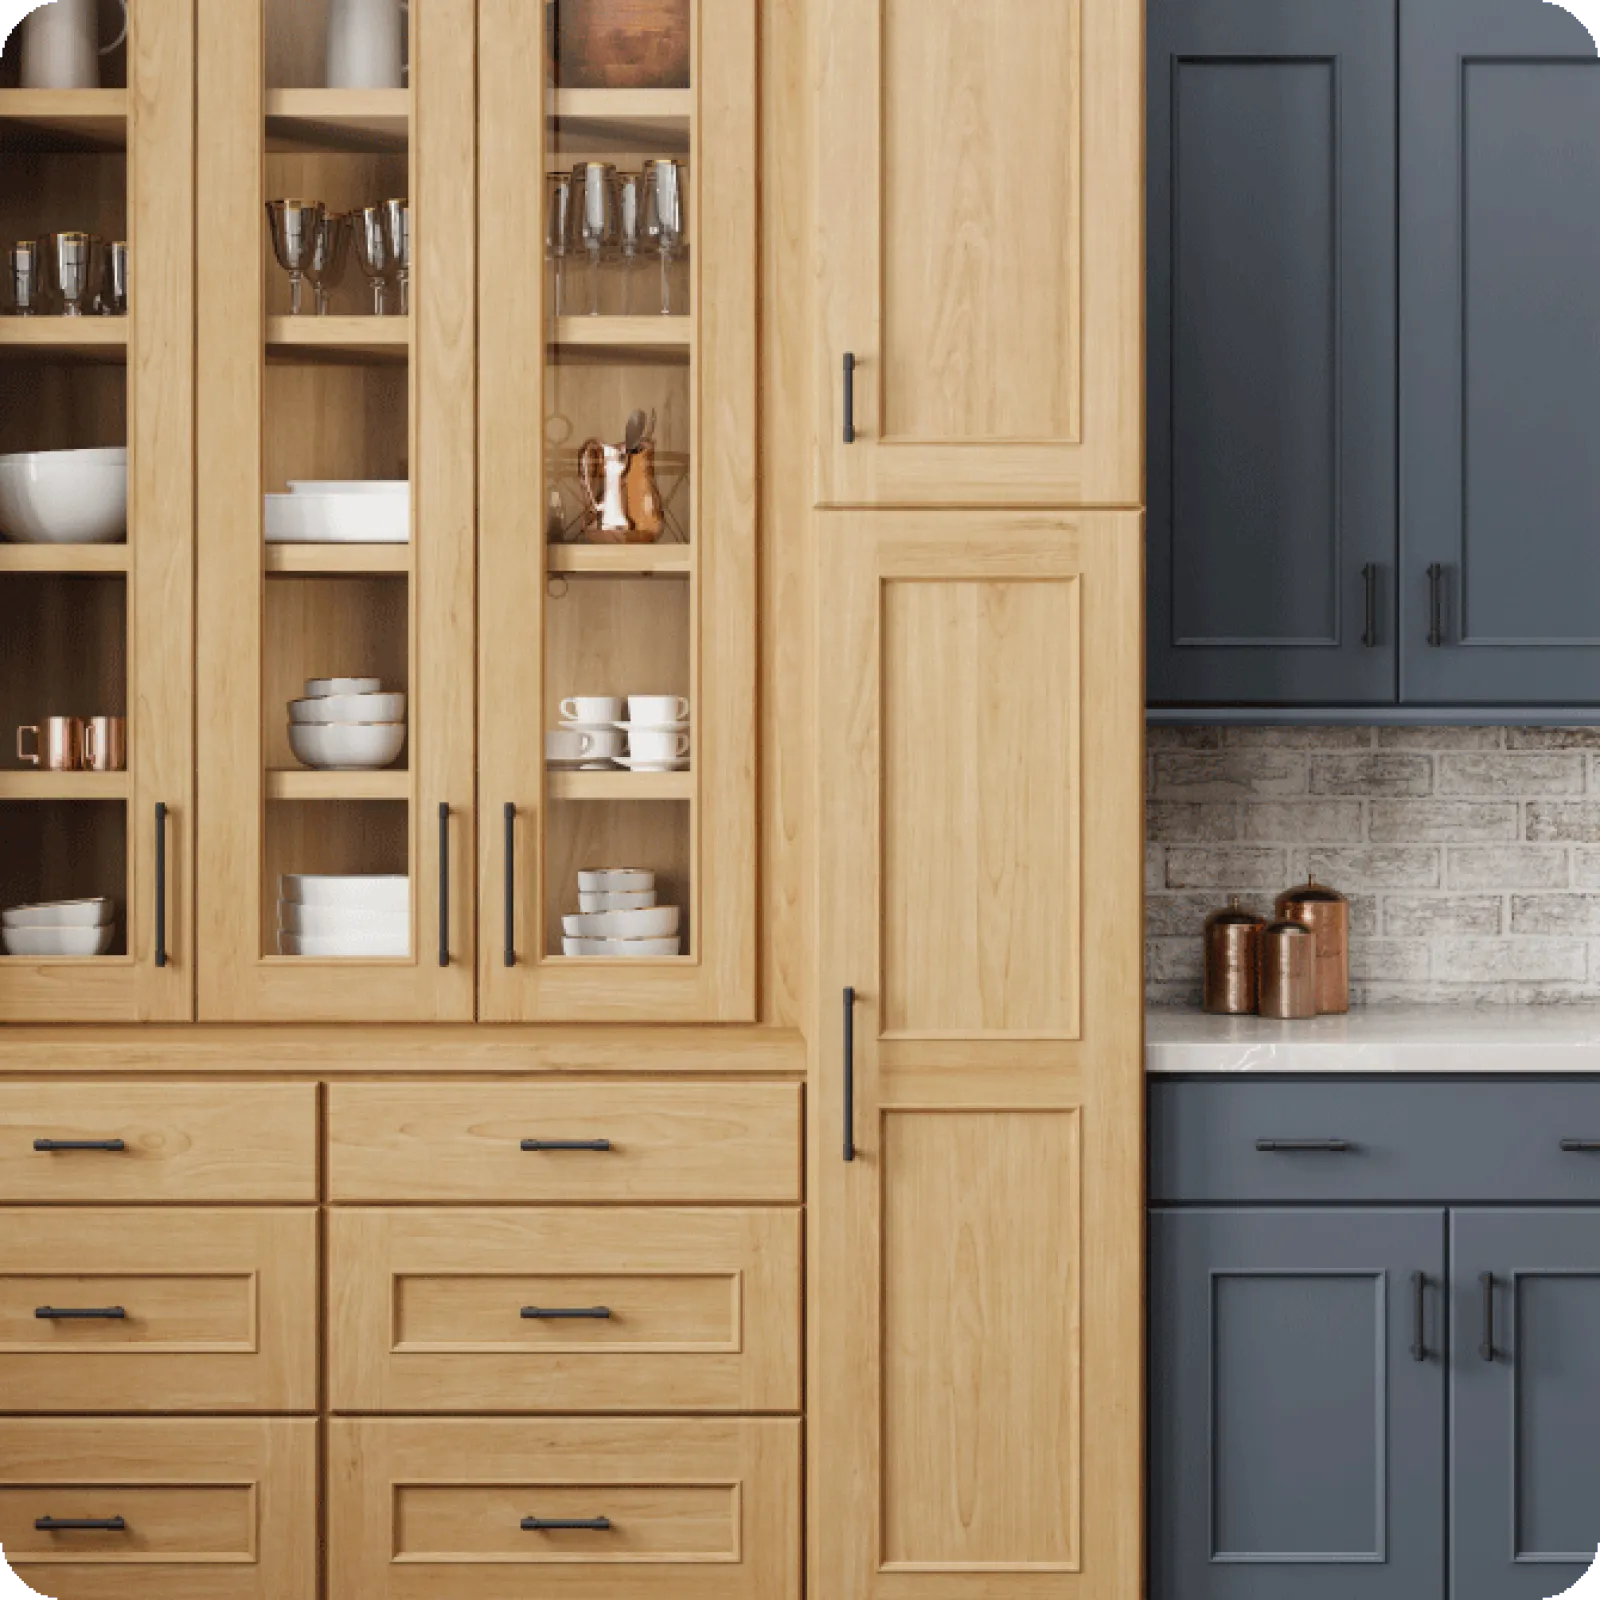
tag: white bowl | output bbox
[280,875,409,913]
[2,898,114,929]
[289,692,407,725]
[0,448,127,545]
[276,901,410,939]
[563,936,681,958]
[305,677,383,699]
[576,869,656,895]
[563,906,680,940]
[277,930,410,958]
[288,721,407,771]
[288,480,409,495]
[578,890,657,913]
[265,490,410,544]
[2,924,116,957]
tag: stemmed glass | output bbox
[305,211,350,316]
[574,163,617,318]
[616,172,644,316]
[382,199,410,316]
[6,242,41,316]
[353,205,392,315]
[50,231,97,317]
[546,171,575,319]
[643,160,685,316]
[266,200,324,317]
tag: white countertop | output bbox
[1147,1005,1600,1074]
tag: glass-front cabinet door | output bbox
[0,0,194,1020]
[197,0,476,1021]
[477,0,756,1020]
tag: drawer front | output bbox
[0,1417,316,1600]
[1151,1078,1600,1203]
[327,1083,802,1202]
[0,1209,317,1412]
[0,1083,317,1202]
[329,1417,800,1599]
[329,1208,801,1413]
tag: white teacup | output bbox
[629,728,692,763]
[561,696,624,727]
[546,728,595,763]
[570,728,626,762]
[629,695,690,728]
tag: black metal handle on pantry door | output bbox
[521,1306,612,1321]
[843,986,856,1163]
[1361,564,1378,648]
[504,803,516,968]
[843,353,857,444]
[1480,1272,1497,1361]
[1411,1272,1428,1362]
[154,802,168,968]
[522,1516,612,1533]
[438,803,450,968]
[1255,1139,1352,1153]
[35,1517,126,1533]
[34,1139,125,1153]
[35,1307,126,1321]
[521,1138,612,1153]
[1561,1140,1600,1152]
[1427,564,1445,648]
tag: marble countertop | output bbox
[1147,1005,1600,1074]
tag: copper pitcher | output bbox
[579,438,631,542]
[623,440,665,543]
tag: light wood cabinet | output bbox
[813,511,1145,1597]
[813,0,1143,508]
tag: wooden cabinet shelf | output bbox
[548,88,691,151]
[0,319,128,362]
[265,89,409,152]
[265,769,410,802]
[0,545,129,574]
[266,317,409,362]
[547,543,692,575]
[0,771,130,801]
[0,89,128,151]
[550,316,693,358]
[265,543,411,576]
[548,770,693,802]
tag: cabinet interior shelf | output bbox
[267,317,409,363]
[547,544,692,576]
[0,771,130,801]
[265,769,410,801]
[548,88,691,152]
[0,544,129,574]
[265,89,409,152]
[550,317,693,360]
[548,770,693,802]
[0,319,128,362]
[0,89,127,151]
[265,543,411,576]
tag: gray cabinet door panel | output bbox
[1148,0,1397,706]
[1451,1209,1600,1600]
[1402,0,1600,703]
[1152,1208,1446,1600]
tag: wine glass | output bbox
[305,211,350,316]
[546,171,575,319]
[643,160,685,316]
[616,172,644,316]
[265,200,324,317]
[50,230,97,317]
[382,199,410,316]
[573,163,617,317]
[352,205,392,316]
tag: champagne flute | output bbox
[352,205,392,316]
[546,171,575,319]
[50,230,97,318]
[643,160,685,317]
[265,200,324,317]
[616,172,643,317]
[573,163,617,318]
[305,211,350,316]
[100,240,129,315]
[6,241,41,316]
[382,198,410,316]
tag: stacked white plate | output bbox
[563,870,681,957]
[288,678,407,771]
[265,479,410,545]
[277,875,409,957]
[1,898,116,957]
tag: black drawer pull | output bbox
[1480,1272,1497,1362]
[36,1306,126,1321]
[1361,563,1378,648]
[34,1139,125,1153]
[36,1517,126,1533]
[522,1516,612,1533]
[1427,563,1445,648]
[521,1139,612,1153]
[1255,1139,1352,1153]
[843,986,857,1163]
[842,352,857,444]
[438,802,451,969]
[521,1306,612,1321]
[1411,1272,1428,1362]
[503,802,516,968]
[154,802,169,968]
[1561,1140,1600,1152]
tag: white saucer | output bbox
[613,720,690,734]
[615,756,691,773]
[548,757,613,771]
[563,721,620,736]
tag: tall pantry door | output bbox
[813,511,1145,1598]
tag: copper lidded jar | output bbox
[1276,876,1350,1015]
[1258,921,1317,1019]
[1203,896,1265,1015]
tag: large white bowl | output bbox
[562,906,680,940]
[0,448,127,545]
[562,936,682,958]
[576,869,656,895]
[276,901,409,939]
[2,898,114,929]
[289,692,406,726]
[280,875,409,913]
[305,677,382,699]
[288,721,407,771]
[265,490,410,544]
[2,924,116,957]
[277,930,410,959]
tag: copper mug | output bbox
[17,717,85,772]
[82,716,126,773]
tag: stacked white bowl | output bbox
[562,869,681,957]
[276,875,409,957]
[0,446,127,545]
[288,677,407,771]
[264,479,410,545]
[1,898,115,957]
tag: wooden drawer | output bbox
[0,1417,316,1600]
[0,1083,317,1202]
[330,1417,800,1599]
[327,1082,802,1202]
[0,1208,317,1412]
[329,1207,801,1413]
[1151,1078,1600,1203]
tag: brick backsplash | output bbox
[1145,726,1600,1008]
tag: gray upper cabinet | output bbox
[1401,0,1600,705]
[1148,0,1398,707]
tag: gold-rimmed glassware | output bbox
[265,199,324,317]
[49,230,97,317]
[305,211,350,316]
[353,204,392,316]
[381,198,410,317]
[5,241,41,316]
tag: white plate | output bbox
[577,869,655,895]
[280,875,410,913]
[2,898,114,929]
[277,930,410,959]
[276,901,410,938]
[305,677,383,699]
[578,890,657,913]
[287,480,409,495]
[289,692,406,725]
[288,721,407,771]
[265,491,410,544]
[563,906,680,939]
[2,924,116,957]
[0,450,127,545]
[563,936,682,958]
[614,756,691,773]
[612,721,690,733]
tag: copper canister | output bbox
[1203,896,1265,1014]
[1258,920,1317,1019]
[1276,876,1351,1015]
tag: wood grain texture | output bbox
[0,1417,316,1599]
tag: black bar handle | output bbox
[1561,1140,1600,1152]
[521,1306,612,1321]
[34,1139,125,1153]
[36,1307,126,1321]
[35,1517,126,1533]
[843,353,857,444]
[1255,1139,1352,1153]
[522,1516,612,1533]
[154,802,168,968]
[1480,1272,1497,1362]
[1411,1272,1428,1362]
[521,1138,612,1153]
[438,803,450,968]
[1361,563,1378,648]
[843,986,856,1162]
[1427,563,1445,648]
[503,803,516,968]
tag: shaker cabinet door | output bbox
[1151,1208,1447,1600]
[1147,0,1397,707]
[1401,0,1600,704]
[813,0,1142,507]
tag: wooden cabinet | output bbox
[813,0,1142,508]
[0,0,194,1021]
[813,511,1144,1597]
